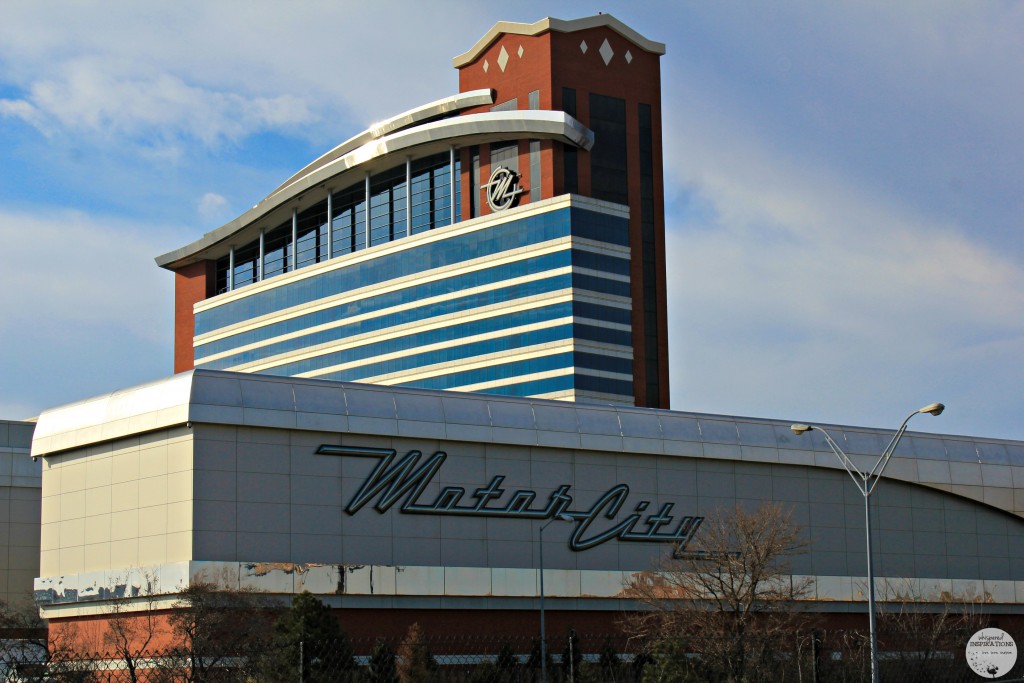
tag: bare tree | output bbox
[166,582,275,682]
[625,502,813,683]
[0,596,50,679]
[39,573,168,683]
[875,580,984,683]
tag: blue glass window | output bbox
[197,275,574,369]
[196,206,631,364]
[370,165,407,246]
[262,220,292,279]
[399,352,575,390]
[296,200,329,269]
[195,251,573,360]
[246,302,574,376]
[196,209,575,335]
[307,324,575,382]
[331,182,366,255]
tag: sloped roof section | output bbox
[155,108,592,270]
[268,89,494,201]
[453,14,666,68]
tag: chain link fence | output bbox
[1,629,1019,682]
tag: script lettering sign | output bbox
[483,166,525,211]
[317,445,703,553]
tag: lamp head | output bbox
[790,424,812,435]
[919,402,945,416]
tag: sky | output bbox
[1,1,1021,441]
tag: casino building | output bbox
[156,14,669,409]
[19,13,1024,647]
[30,371,1024,641]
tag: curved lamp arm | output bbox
[791,402,943,495]
[791,423,868,493]
[865,403,944,491]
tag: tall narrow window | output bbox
[639,102,661,405]
[231,242,259,288]
[296,199,328,269]
[262,220,292,279]
[470,147,480,218]
[215,255,229,294]
[370,165,407,247]
[453,155,461,223]
[331,183,366,254]
[589,93,627,205]
[410,152,453,234]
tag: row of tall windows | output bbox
[638,102,661,406]
[214,151,461,294]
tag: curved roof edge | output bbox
[30,370,1024,521]
[267,89,495,200]
[156,110,593,269]
[453,14,666,68]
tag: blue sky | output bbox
[1,1,1022,440]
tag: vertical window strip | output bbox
[470,147,479,219]
[363,172,371,253]
[327,190,333,259]
[529,140,541,202]
[405,158,412,237]
[639,101,660,406]
[258,229,265,281]
[291,209,298,273]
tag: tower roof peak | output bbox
[453,14,665,68]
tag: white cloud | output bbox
[0,1,497,153]
[0,57,315,148]
[198,192,230,224]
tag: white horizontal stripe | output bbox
[348,341,577,387]
[572,266,630,283]
[293,317,576,380]
[573,340,634,359]
[227,292,575,373]
[572,291,631,309]
[570,236,630,258]
[445,367,577,393]
[194,237,575,346]
[196,262,575,362]
[193,194,589,314]
[575,368,634,382]
[574,317,632,333]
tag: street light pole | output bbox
[791,402,943,683]
[539,514,573,683]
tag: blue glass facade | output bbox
[214,152,460,295]
[195,203,635,402]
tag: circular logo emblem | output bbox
[967,629,1017,678]
[484,166,524,212]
